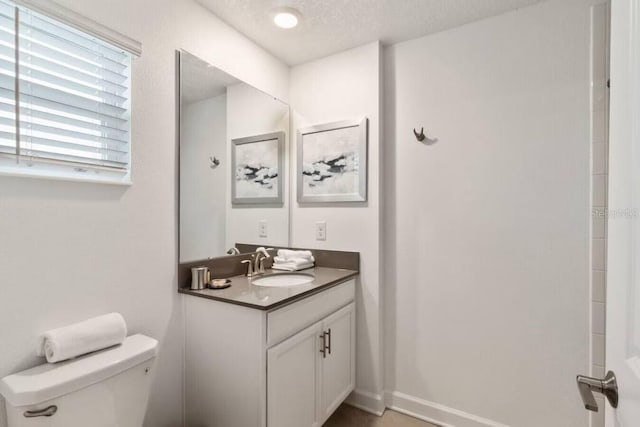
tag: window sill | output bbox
[0,163,132,186]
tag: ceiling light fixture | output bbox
[272,8,300,29]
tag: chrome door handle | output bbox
[24,405,57,417]
[576,371,618,412]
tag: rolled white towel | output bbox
[277,249,314,261]
[36,313,128,363]
[272,261,315,271]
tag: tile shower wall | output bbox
[590,4,609,427]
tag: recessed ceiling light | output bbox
[272,8,300,29]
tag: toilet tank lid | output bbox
[0,334,158,407]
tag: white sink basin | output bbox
[252,273,314,287]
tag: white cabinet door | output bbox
[267,321,323,427]
[319,303,356,423]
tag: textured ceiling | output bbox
[181,50,240,104]
[196,0,547,65]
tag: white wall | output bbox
[0,0,288,426]
[180,95,227,262]
[384,0,596,425]
[226,82,290,248]
[289,41,385,413]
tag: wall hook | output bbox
[413,127,439,145]
[209,156,220,168]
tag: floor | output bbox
[323,404,440,427]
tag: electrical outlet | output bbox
[315,221,327,241]
[259,220,268,238]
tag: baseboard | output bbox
[385,391,511,427]
[344,389,386,416]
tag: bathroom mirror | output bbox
[178,50,290,263]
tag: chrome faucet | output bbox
[227,247,240,255]
[254,247,273,274]
[241,248,274,278]
[241,257,256,277]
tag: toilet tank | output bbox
[0,334,158,427]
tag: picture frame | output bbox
[231,131,284,205]
[297,117,368,203]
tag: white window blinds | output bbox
[0,0,134,183]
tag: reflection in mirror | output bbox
[178,50,290,263]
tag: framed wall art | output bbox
[297,117,368,203]
[231,131,284,205]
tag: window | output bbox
[0,0,139,184]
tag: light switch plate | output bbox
[316,221,327,241]
[259,220,268,238]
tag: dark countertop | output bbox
[179,266,358,311]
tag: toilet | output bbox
[0,334,158,427]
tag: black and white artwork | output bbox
[297,118,368,203]
[232,132,284,205]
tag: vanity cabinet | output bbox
[184,279,356,427]
[267,303,355,427]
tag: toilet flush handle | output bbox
[24,405,57,418]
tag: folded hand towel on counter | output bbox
[36,313,128,363]
[273,249,315,271]
[276,249,314,260]
[273,256,315,264]
[272,261,315,271]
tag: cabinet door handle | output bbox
[319,332,327,358]
[326,328,332,355]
